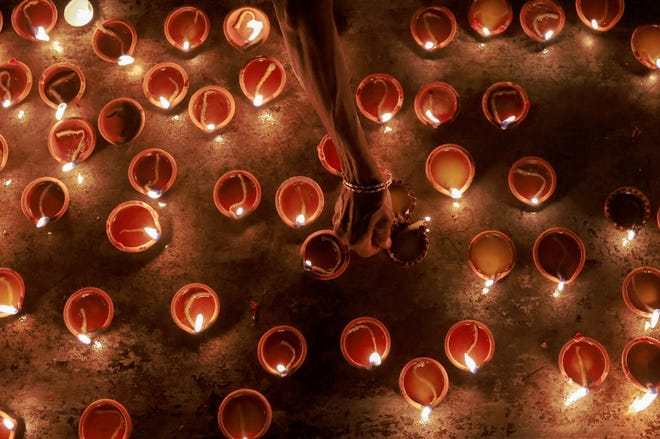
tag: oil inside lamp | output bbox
[559,334,610,406]
[621,267,660,331]
[410,6,457,52]
[188,85,236,133]
[48,117,96,171]
[170,283,220,335]
[388,179,416,221]
[532,227,586,298]
[631,25,660,70]
[257,325,307,377]
[79,399,132,439]
[64,0,93,27]
[20,177,70,228]
[316,134,342,176]
[519,0,565,43]
[576,0,625,32]
[217,389,272,439]
[414,82,459,127]
[223,7,271,51]
[355,73,404,124]
[398,357,449,419]
[604,187,651,246]
[444,320,496,373]
[274,176,324,228]
[468,0,514,38]
[300,230,350,280]
[11,0,58,42]
[63,287,114,344]
[340,317,391,369]
[468,230,516,294]
[128,148,177,199]
[164,7,210,52]
[482,81,530,130]
[213,170,261,220]
[0,59,34,109]
[97,98,146,145]
[38,62,86,122]
[508,157,557,207]
[105,200,162,253]
[239,57,286,107]
[0,268,25,318]
[92,20,137,65]
[425,144,476,199]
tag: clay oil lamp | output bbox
[38,62,85,120]
[631,25,660,70]
[0,409,17,439]
[105,200,161,253]
[223,6,270,51]
[482,81,530,130]
[519,0,566,43]
[622,337,660,413]
[316,134,342,176]
[275,176,324,228]
[239,56,286,107]
[164,6,210,52]
[170,283,220,335]
[79,399,132,439]
[217,389,272,439]
[468,230,516,294]
[188,85,236,133]
[11,0,57,42]
[559,334,610,406]
[20,177,69,228]
[532,227,586,298]
[142,62,189,110]
[340,317,391,369]
[0,135,8,172]
[386,217,430,266]
[604,186,651,246]
[425,144,475,202]
[508,156,556,207]
[257,325,307,377]
[355,73,404,124]
[63,287,114,345]
[576,0,624,32]
[63,0,94,27]
[468,0,513,38]
[444,320,495,374]
[213,170,261,220]
[300,229,350,280]
[92,19,137,66]
[97,97,145,145]
[0,268,25,318]
[410,6,457,52]
[0,9,3,33]
[388,179,416,221]
[0,59,33,109]
[47,117,96,172]
[414,82,459,128]
[128,148,177,199]
[622,267,660,331]
[399,357,449,423]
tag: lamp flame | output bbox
[501,115,516,129]
[450,188,462,199]
[295,214,306,226]
[369,352,382,367]
[234,207,244,217]
[206,123,216,131]
[379,112,392,123]
[159,97,171,109]
[553,280,565,298]
[483,27,490,36]
[2,417,15,431]
[246,19,264,42]
[544,30,554,40]
[565,387,589,406]
[55,103,67,120]
[482,278,495,295]
[17,110,25,119]
[424,109,441,125]
[464,353,478,374]
[629,387,658,413]
[62,161,77,172]
[424,41,435,50]
[656,59,660,69]
[144,227,160,240]
[35,26,50,41]
[2,99,10,108]
[531,197,539,205]
[276,364,288,375]
[36,216,51,228]
[0,305,19,315]
[183,41,190,51]
[645,309,660,331]
[194,313,204,333]
[78,333,92,344]
[147,189,163,199]
[253,94,264,107]
[591,19,599,29]
[304,259,313,268]
[420,406,432,424]
[117,55,135,66]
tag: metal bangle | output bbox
[342,170,392,194]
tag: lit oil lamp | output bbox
[316,134,342,176]
[128,148,177,199]
[0,268,25,318]
[47,117,96,171]
[386,217,431,266]
[213,170,261,220]
[257,325,307,377]
[425,144,475,201]
[97,97,146,145]
[388,179,416,222]
[622,267,660,331]
[0,135,8,172]
[142,62,189,110]
[217,389,272,439]
[20,177,69,228]
[468,230,516,294]
[38,62,85,120]
[0,59,33,109]
[92,19,137,65]
[0,409,17,439]
[79,399,132,439]
[414,82,459,128]
[508,156,556,207]
[622,337,660,413]
[340,317,391,369]
[445,320,495,374]
[399,357,449,424]
[63,287,114,345]
[410,6,457,52]
[239,56,286,107]
[300,229,350,280]
[355,73,404,124]
[559,334,610,406]
[105,200,161,253]
[11,0,57,42]
[223,6,270,51]
[631,25,660,70]
[519,0,565,43]
[170,283,220,335]
[604,186,651,246]
[468,0,513,38]
[482,81,530,130]
[532,227,586,298]
[275,176,324,228]
[188,85,236,133]
[63,0,94,27]
[575,0,624,32]
[164,6,210,52]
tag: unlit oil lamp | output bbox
[239,56,286,107]
[257,325,307,377]
[223,6,270,51]
[507,156,556,207]
[105,200,161,253]
[386,217,430,266]
[188,85,236,133]
[0,409,17,439]
[388,179,416,222]
[170,283,220,335]
[410,6,457,52]
[575,0,624,32]
[97,97,145,145]
[213,170,261,220]
[468,230,516,294]
[20,176,69,228]
[217,389,272,439]
[63,287,114,345]
[47,117,96,172]
[558,334,610,406]
[414,82,459,127]
[79,399,132,439]
[0,59,33,109]
[0,135,8,172]
[340,317,391,369]
[92,19,137,66]
[468,0,513,38]
[0,268,25,318]
[519,0,565,43]
[11,0,57,42]
[355,73,404,124]
[444,320,495,374]
[399,357,449,424]
[425,144,475,202]
[164,6,210,52]
[128,148,177,199]
[38,62,85,120]
[604,186,651,246]
[316,134,342,176]
[621,336,660,413]
[631,25,660,70]
[300,229,350,280]
[275,176,324,228]
[142,62,189,110]
[622,267,660,331]
[532,227,586,298]
[482,81,530,130]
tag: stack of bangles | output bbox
[341,170,392,194]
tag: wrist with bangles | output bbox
[342,169,392,194]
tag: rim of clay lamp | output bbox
[621,336,660,391]
[631,25,660,70]
[0,59,33,107]
[425,144,475,197]
[575,0,624,32]
[355,73,404,124]
[0,134,8,171]
[388,179,417,222]
[603,186,651,232]
[532,227,586,284]
[444,319,496,372]
[0,9,3,33]
[92,19,137,63]
[213,170,262,219]
[79,398,132,439]
[38,62,86,109]
[468,0,513,38]
[63,287,114,340]
[558,334,610,388]
[223,6,271,51]
[0,267,25,318]
[275,176,324,228]
[11,0,58,42]
[142,62,189,110]
[97,97,146,145]
[188,85,236,132]
[507,156,557,207]
[170,282,220,335]
[316,134,342,176]
[385,219,430,267]
[164,6,210,52]
[414,82,460,127]
[519,0,565,43]
[657,207,660,230]
[20,176,70,225]
[238,56,286,106]
[467,230,516,282]
[127,148,177,198]
[47,117,96,165]
[217,389,272,439]
[409,6,457,51]
[299,229,350,280]
[257,325,307,376]
[398,357,449,410]
[105,200,161,253]
[340,316,391,369]
[481,81,530,130]
[622,267,660,318]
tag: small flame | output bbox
[482,278,495,295]
[627,230,636,241]
[369,352,382,367]
[55,103,67,120]
[206,123,216,131]
[553,280,565,298]
[183,41,190,51]
[35,26,50,41]
[304,259,313,268]
[531,197,539,205]
[36,216,51,228]
[194,313,204,332]
[246,19,264,42]
[276,364,288,375]
[0,305,19,315]
[629,388,658,413]
[234,207,244,217]
[17,110,25,119]
[62,161,77,172]
[117,55,135,66]
[159,97,171,109]
[4,179,12,186]
[483,27,490,36]
[144,227,160,240]
[501,115,516,128]
[2,99,10,108]
[424,109,441,125]
[77,173,84,184]
[253,94,264,107]
[544,30,554,40]
[591,19,599,29]
[52,40,64,53]
[645,309,660,330]
[424,41,435,50]
[450,188,462,199]
[78,333,92,344]
[2,417,15,430]
[655,59,660,69]
[565,387,589,406]
[420,406,432,424]
[147,189,163,199]
[464,353,478,374]
[453,201,460,208]
[379,112,392,123]
[295,214,306,226]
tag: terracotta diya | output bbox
[0,268,25,318]
[170,283,220,335]
[164,6,210,52]
[388,179,416,221]
[622,337,660,399]
[519,0,566,42]
[0,59,33,108]
[92,19,137,65]
[425,144,475,199]
[576,0,624,32]
[63,287,114,344]
[410,6,457,51]
[482,81,530,130]
[398,357,449,423]
[217,389,272,439]
[239,56,286,107]
[604,186,651,242]
[188,85,236,133]
[559,334,610,405]
[355,73,404,124]
[507,156,556,207]
[97,98,145,145]
[468,230,516,294]
[414,82,459,127]
[631,25,660,70]
[20,177,69,228]
[128,148,177,199]
[622,267,660,330]
[105,200,161,253]
[386,218,430,266]
[532,227,586,297]
[47,117,96,171]
[444,320,495,373]
[257,325,307,377]
[468,0,513,38]
[300,229,350,280]
[79,399,132,439]
[11,0,57,42]
[142,62,189,110]
[213,170,261,220]
[275,176,324,228]
[0,409,17,439]
[38,62,86,120]
[0,135,8,172]
[63,0,93,27]
[223,6,270,51]
[316,134,342,176]
[340,317,391,369]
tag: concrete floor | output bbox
[1,0,659,437]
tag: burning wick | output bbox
[565,345,590,406]
[464,323,480,374]
[144,153,162,198]
[119,226,160,240]
[413,362,439,410]
[193,313,204,333]
[483,27,490,36]
[0,277,19,315]
[96,24,134,65]
[158,77,181,109]
[420,405,432,424]
[77,307,92,344]
[422,11,439,50]
[372,78,392,123]
[482,278,495,295]
[303,236,343,275]
[532,13,559,40]
[55,102,67,120]
[629,387,658,413]
[2,416,15,431]
[36,182,55,228]
[565,386,589,406]
[513,167,547,204]
[275,340,297,376]
[349,324,382,368]
[500,115,516,129]
[182,41,190,51]
[56,128,87,172]
[404,217,431,234]
[552,279,565,298]
[35,26,50,41]
[233,10,263,43]
[159,97,170,109]
[591,19,599,30]
[228,173,249,219]
[294,185,307,227]
[200,90,215,129]
[424,93,442,126]
[1,71,13,107]
[117,55,134,66]
[644,309,660,331]
[622,230,637,246]
[252,63,277,107]
[450,188,462,199]
[184,291,212,333]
